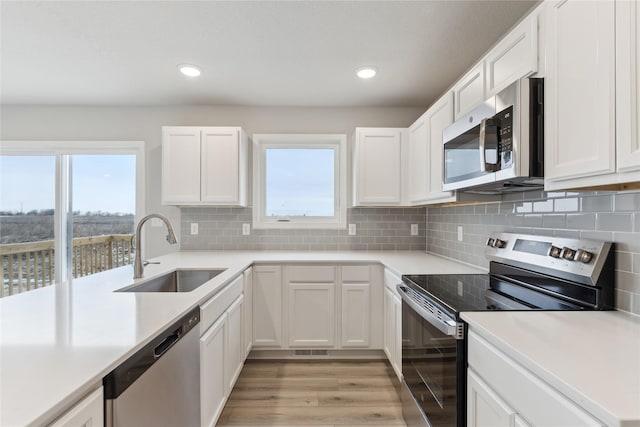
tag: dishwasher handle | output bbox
[153,328,181,359]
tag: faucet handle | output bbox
[143,260,160,267]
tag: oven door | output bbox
[398,287,465,427]
[442,103,499,192]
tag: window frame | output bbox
[252,134,347,229]
[0,140,145,285]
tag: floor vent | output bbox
[294,350,328,356]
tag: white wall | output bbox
[1,105,424,257]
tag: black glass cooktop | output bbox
[402,271,592,318]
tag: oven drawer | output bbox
[467,331,605,426]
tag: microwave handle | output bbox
[479,118,499,172]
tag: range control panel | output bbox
[485,232,612,286]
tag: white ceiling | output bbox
[0,1,537,108]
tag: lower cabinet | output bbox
[252,263,382,351]
[467,329,605,427]
[286,265,336,348]
[200,314,227,427]
[242,267,253,358]
[199,275,246,427]
[252,265,283,348]
[383,269,402,379]
[48,387,103,427]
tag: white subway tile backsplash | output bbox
[181,206,426,252]
[427,190,640,315]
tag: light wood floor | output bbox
[217,360,406,426]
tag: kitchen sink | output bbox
[116,269,226,293]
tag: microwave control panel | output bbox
[496,105,514,167]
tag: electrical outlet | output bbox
[458,280,464,296]
[242,223,250,235]
[190,223,198,235]
[457,225,463,241]
[348,224,356,235]
[410,224,418,236]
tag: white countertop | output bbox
[461,311,640,427]
[0,250,482,427]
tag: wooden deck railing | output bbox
[1,234,134,298]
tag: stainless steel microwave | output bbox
[442,78,544,193]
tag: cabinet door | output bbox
[49,387,103,427]
[242,267,253,358]
[201,127,247,205]
[200,315,226,427]
[393,293,402,379]
[225,295,244,394]
[408,112,430,204]
[467,369,516,427]
[544,0,615,182]
[287,282,336,347]
[426,92,455,201]
[252,265,282,348]
[485,11,538,96]
[383,286,396,364]
[353,128,402,205]
[453,62,485,119]
[341,283,370,347]
[162,126,201,204]
[616,0,640,173]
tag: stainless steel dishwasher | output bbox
[103,307,200,427]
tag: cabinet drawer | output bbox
[286,265,335,282]
[341,265,370,282]
[468,331,604,426]
[200,275,243,334]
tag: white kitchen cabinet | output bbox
[162,126,248,206]
[48,387,103,427]
[453,62,486,119]
[252,265,282,348]
[485,10,538,96]
[340,265,372,348]
[408,92,458,205]
[468,369,519,427]
[341,284,370,347]
[200,314,226,427]
[467,330,605,427]
[242,267,253,358]
[383,269,402,379]
[352,127,406,206]
[225,295,244,394]
[543,0,619,188]
[616,0,640,176]
[285,265,336,348]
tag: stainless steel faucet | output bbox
[133,213,178,279]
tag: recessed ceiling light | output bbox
[178,64,201,77]
[356,67,377,79]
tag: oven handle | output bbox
[396,284,464,339]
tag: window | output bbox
[253,134,347,229]
[0,141,144,297]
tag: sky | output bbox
[0,155,136,214]
[266,148,334,217]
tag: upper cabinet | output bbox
[453,63,486,120]
[453,8,540,119]
[408,92,457,205]
[162,126,248,206]
[352,127,407,206]
[485,9,539,97]
[544,0,640,190]
[616,0,640,176]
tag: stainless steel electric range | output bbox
[397,232,615,427]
